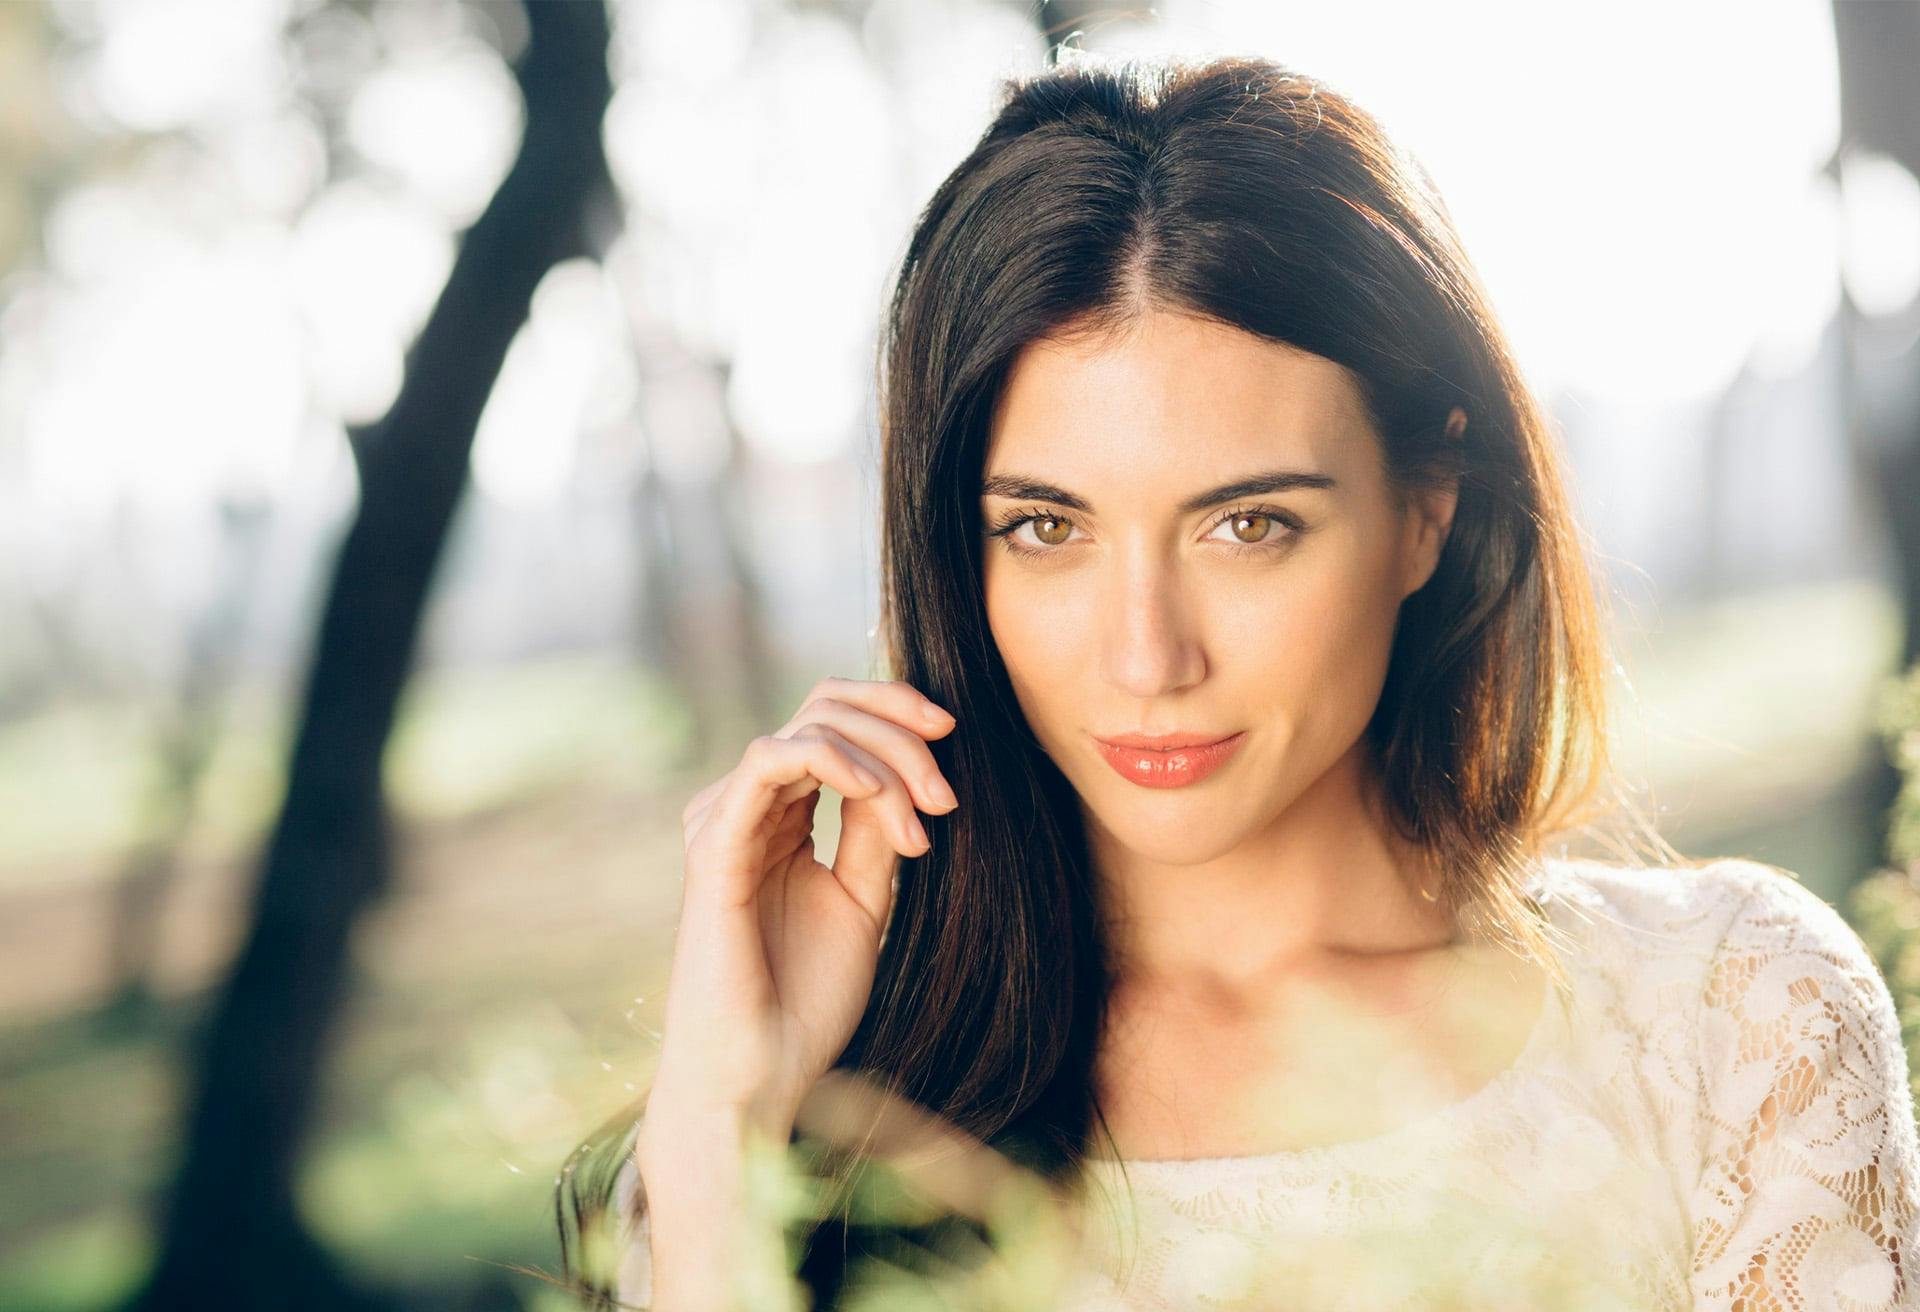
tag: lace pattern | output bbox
[1685,863,1918,1309]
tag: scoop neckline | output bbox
[1083,861,1566,1175]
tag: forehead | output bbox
[984,312,1378,486]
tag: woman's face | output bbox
[980,309,1458,866]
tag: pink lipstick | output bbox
[1092,731,1246,789]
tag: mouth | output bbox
[1091,731,1246,789]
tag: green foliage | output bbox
[1848,655,1920,1106]
[691,1114,1663,1311]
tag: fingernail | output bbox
[922,702,955,727]
[930,778,958,809]
[908,816,930,849]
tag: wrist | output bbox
[634,1085,807,1312]
[645,1068,798,1143]
[638,1081,795,1174]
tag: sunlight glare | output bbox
[1168,0,1842,404]
[24,227,305,516]
[289,180,454,424]
[85,0,290,132]
[346,39,522,226]
[1839,151,1920,319]
[473,259,637,507]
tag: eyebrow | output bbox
[978,467,1338,515]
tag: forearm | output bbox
[634,1085,796,1312]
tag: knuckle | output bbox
[790,687,834,726]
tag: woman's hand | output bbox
[641,676,959,1144]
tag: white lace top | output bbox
[610,855,1920,1310]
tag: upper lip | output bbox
[1094,730,1241,750]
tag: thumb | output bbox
[831,795,907,934]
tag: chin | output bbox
[1085,802,1252,864]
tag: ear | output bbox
[1400,407,1466,600]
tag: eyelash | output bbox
[984,503,1305,560]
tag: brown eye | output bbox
[1033,515,1072,546]
[1204,507,1300,552]
[1228,513,1274,544]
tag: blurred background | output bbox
[3,0,1920,1308]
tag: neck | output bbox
[1091,735,1462,1002]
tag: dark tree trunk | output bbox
[1830,1,1920,865]
[126,3,617,1307]
[1029,0,1139,60]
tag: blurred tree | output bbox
[0,1,72,286]
[711,359,784,736]
[125,1,619,1307]
[0,0,124,717]
[624,338,783,771]
[102,495,272,1021]
[1030,0,1146,60]
[1830,0,1920,865]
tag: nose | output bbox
[1098,546,1207,698]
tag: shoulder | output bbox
[1639,864,1920,1305]
[1533,852,1787,970]
[1684,860,1905,1093]
[1538,851,1905,1082]
[1538,851,1882,990]
[1531,854,1900,1041]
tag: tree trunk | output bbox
[1830,0,1920,865]
[1029,0,1142,60]
[127,3,617,1307]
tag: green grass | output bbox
[0,649,697,895]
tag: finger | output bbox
[784,676,957,746]
[761,788,821,868]
[689,734,899,905]
[683,750,823,847]
[685,767,824,853]
[830,778,913,937]
[686,676,957,850]
[788,723,930,858]
[777,697,959,819]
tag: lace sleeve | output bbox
[1686,872,1920,1310]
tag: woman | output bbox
[556,53,1919,1310]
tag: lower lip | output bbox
[1092,732,1246,789]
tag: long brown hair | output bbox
[556,51,1678,1308]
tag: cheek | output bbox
[1275,555,1401,646]
[1228,546,1404,708]
[983,560,1092,727]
